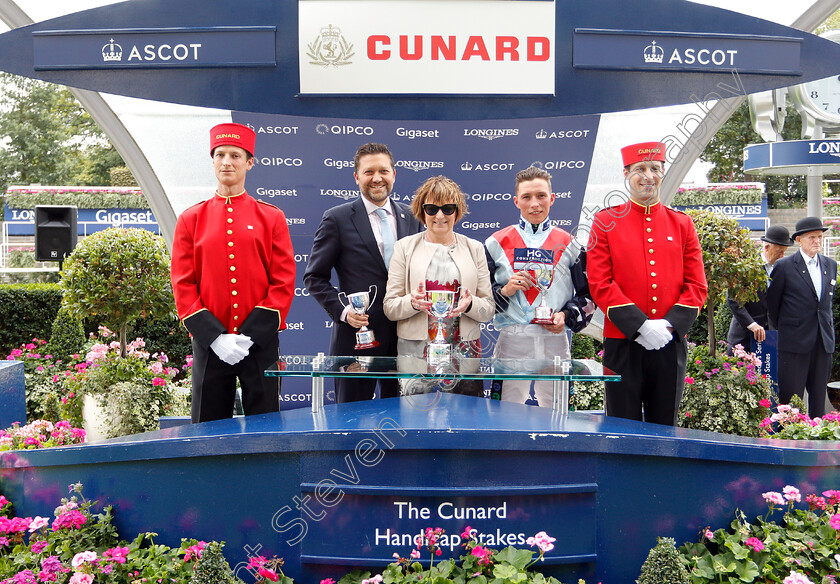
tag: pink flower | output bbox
[28,517,49,532]
[830,514,840,530]
[71,550,97,567]
[762,491,784,506]
[527,531,556,554]
[704,529,714,540]
[152,377,166,387]
[461,525,473,540]
[69,573,94,584]
[361,576,383,584]
[410,549,420,559]
[320,580,336,584]
[471,546,492,565]
[783,486,801,503]
[31,540,48,554]
[184,541,206,561]
[685,376,695,385]
[744,537,764,552]
[103,546,129,564]
[258,567,279,582]
[806,494,826,510]
[52,510,86,531]
[759,399,771,408]
[783,571,815,584]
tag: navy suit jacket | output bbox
[726,272,769,351]
[767,252,836,354]
[303,197,423,356]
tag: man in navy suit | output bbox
[304,143,423,402]
[726,225,792,355]
[767,216,836,417]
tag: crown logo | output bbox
[643,40,664,64]
[461,162,473,171]
[102,38,123,62]
[307,24,354,67]
[535,129,547,139]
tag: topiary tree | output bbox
[60,228,174,357]
[46,305,85,359]
[685,209,765,357]
[192,542,244,584]
[638,537,690,584]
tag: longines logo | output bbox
[460,162,514,171]
[307,24,354,67]
[463,128,519,141]
[395,160,444,172]
[320,188,359,200]
[644,40,664,64]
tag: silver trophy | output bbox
[530,265,555,324]
[426,289,457,364]
[338,285,379,350]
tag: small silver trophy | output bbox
[338,285,379,350]
[426,289,457,364]
[530,265,555,324]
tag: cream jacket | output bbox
[383,232,495,342]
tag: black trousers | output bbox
[335,377,400,403]
[602,337,687,426]
[190,336,281,423]
[778,347,831,418]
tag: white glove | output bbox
[210,334,250,365]
[634,333,657,350]
[233,334,253,352]
[638,319,673,350]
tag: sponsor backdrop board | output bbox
[3,207,160,236]
[231,111,600,408]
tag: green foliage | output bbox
[570,381,604,411]
[47,306,85,360]
[0,484,227,582]
[677,486,840,583]
[60,228,175,355]
[192,541,245,584]
[685,209,765,355]
[679,344,773,437]
[0,283,62,354]
[637,537,690,584]
[673,185,762,207]
[0,73,127,193]
[91,381,170,439]
[570,333,601,360]
[1,247,59,284]
[701,101,811,208]
[109,166,138,187]
[4,186,149,210]
[129,314,191,375]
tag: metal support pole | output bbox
[311,352,325,413]
[552,356,572,414]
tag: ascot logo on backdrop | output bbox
[100,36,202,63]
[535,129,592,140]
[298,0,555,95]
[460,162,515,171]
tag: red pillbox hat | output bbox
[210,123,256,157]
[620,141,666,167]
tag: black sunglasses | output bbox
[423,204,457,216]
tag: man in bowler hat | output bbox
[725,225,792,355]
[767,216,836,416]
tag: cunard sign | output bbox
[298,0,556,95]
[33,27,276,70]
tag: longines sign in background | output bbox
[229,110,600,408]
[573,30,801,75]
[298,0,555,95]
[32,27,276,70]
[744,139,840,174]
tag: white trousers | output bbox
[493,324,570,407]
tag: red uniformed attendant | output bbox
[587,141,707,425]
[171,122,295,423]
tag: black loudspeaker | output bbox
[34,205,78,262]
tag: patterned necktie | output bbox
[375,207,395,269]
[809,257,822,298]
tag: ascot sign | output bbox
[298,0,555,95]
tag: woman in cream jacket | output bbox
[383,176,494,395]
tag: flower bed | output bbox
[0,420,85,451]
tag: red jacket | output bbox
[587,199,707,340]
[171,191,295,347]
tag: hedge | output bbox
[0,284,63,353]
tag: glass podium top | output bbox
[266,356,618,382]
